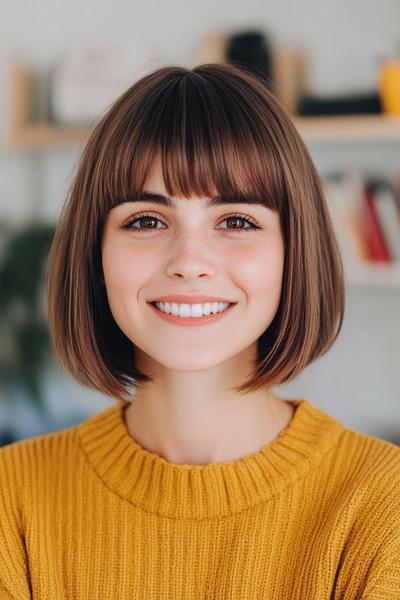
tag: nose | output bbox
[165,234,216,280]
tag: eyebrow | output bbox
[115,191,267,208]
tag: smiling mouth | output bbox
[148,301,236,320]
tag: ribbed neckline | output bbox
[76,398,345,520]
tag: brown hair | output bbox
[45,62,345,403]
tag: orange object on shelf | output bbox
[379,59,400,115]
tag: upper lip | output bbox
[149,295,236,304]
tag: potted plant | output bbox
[0,220,55,445]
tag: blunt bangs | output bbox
[92,65,288,219]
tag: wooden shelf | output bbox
[3,63,400,150]
[293,114,400,143]
[1,64,91,151]
[4,121,90,150]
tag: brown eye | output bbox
[226,217,246,229]
[122,214,166,233]
[217,214,260,233]
[137,216,159,229]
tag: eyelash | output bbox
[121,212,261,234]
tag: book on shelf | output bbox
[361,182,392,263]
[323,172,369,264]
[323,171,400,269]
[364,179,400,262]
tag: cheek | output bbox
[102,243,152,292]
[229,241,284,294]
[101,243,154,337]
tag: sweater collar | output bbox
[77,398,344,520]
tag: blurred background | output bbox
[0,0,399,447]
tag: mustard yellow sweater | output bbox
[0,398,399,599]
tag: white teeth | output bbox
[154,301,231,317]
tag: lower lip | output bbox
[148,302,236,326]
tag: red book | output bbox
[360,182,392,262]
[368,180,400,261]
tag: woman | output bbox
[0,63,399,599]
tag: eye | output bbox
[121,213,261,234]
[217,214,260,233]
[121,214,165,234]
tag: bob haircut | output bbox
[45,62,345,403]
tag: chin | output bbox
[154,353,229,372]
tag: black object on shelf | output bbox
[226,30,274,91]
[297,91,382,116]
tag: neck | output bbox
[124,380,294,466]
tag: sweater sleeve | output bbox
[358,455,400,600]
[332,450,400,600]
[0,444,32,600]
[361,536,400,599]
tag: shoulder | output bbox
[336,426,400,483]
[0,420,82,492]
[0,420,80,456]
[299,398,400,495]
[305,397,400,495]
[331,426,400,536]
[0,404,120,491]
[306,402,400,543]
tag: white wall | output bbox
[0,0,399,442]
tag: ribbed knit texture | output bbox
[0,398,399,599]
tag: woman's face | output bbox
[101,157,285,374]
